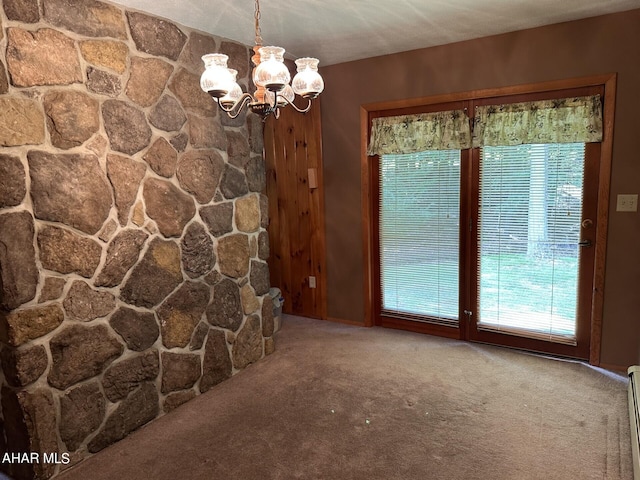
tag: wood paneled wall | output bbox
[263,100,326,319]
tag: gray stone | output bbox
[43,0,127,39]
[143,137,178,178]
[169,68,217,117]
[143,178,196,238]
[177,150,224,204]
[63,280,116,322]
[246,154,267,193]
[247,112,264,154]
[87,67,122,97]
[181,222,215,278]
[102,100,152,156]
[106,154,147,226]
[232,315,263,369]
[80,39,128,74]
[6,27,82,87]
[226,131,251,169]
[127,11,186,61]
[96,229,148,287]
[250,260,271,296]
[102,350,159,402]
[0,304,63,347]
[258,230,270,260]
[120,237,183,308]
[0,344,48,387]
[220,41,251,82]
[200,202,234,237]
[126,56,174,107]
[262,295,275,337]
[260,194,269,228]
[28,151,112,235]
[220,164,249,199]
[171,133,189,152]
[48,323,124,390]
[158,281,210,349]
[0,211,37,310]
[87,382,158,453]
[109,307,159,352]
[178,31,217,72]
[38,276,66,303]
[37,225,102,278]
[0,97,45,146]
[235,194,261,233]
[188,114,227,150]
[161,352,201,393]
[206,278,243,331]
[0,154,26,207]
[217,234,250,278]
[1,387,58,479]
[0,60,8,94]
[163,390,196,413]
[200,329,232,393]
[189,322,209,351]
[59,382,105,451]
[3,0,39,22]
[149,95,187,133]
[44,90,100,149]
[43,0,127,38]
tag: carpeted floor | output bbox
[57,315,632,480]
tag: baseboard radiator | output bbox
[630,366,640,480]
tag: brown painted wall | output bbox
[319,9,640,368]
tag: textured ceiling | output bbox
[114,0,640,66]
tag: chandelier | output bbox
[200,0,324,120]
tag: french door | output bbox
[466,142,599,359]
[372,88,605,360]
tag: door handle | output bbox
[578,239,592,248]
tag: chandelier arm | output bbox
[217,93,254,118]
[286,97,313,114]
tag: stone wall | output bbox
[0,1,274,478]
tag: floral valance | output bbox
[367,110,471,156]
[472,95,603,147]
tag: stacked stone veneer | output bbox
[0,1,275,478]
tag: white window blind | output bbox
[477,143,585,343]
[379,150,460,321]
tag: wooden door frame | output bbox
[360,73,617,365]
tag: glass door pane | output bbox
[379,150,461,322]
[477,143,585,343]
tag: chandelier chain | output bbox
[254,0,263,46]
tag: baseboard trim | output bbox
[599,362,629,373]
[325,316,368,327]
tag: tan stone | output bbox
[240,284,260,315]
[0,304,64,347]
[6,28,82,87]
[235,194,261,233]
[0,97,44,146]
[80,40,128,74]
[126,57,173,107]
[217,234,250,278]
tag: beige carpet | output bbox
[58,315,632,480]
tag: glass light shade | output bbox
[253,46,290,92]
[200,54,234,98]
[266,84,295,107]
[292,58,324,99]
[219,69,243,108]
